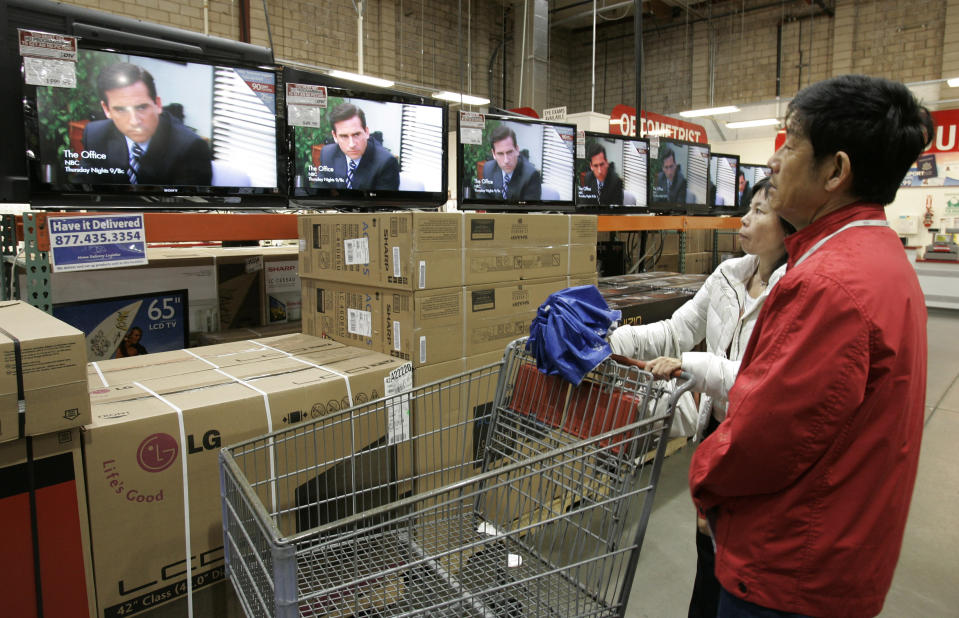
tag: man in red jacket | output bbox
[689,75,933,617]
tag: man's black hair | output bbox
[661,146,676,165]
[738,169,746,181]
[785,74,934,205]
[97,63,158,103]
[586,142,607,161]
[330,102,367,130]
[489,124,518,150]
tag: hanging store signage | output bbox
[902,109,959,188]
[608,104,707,144]
[48,214,148,272]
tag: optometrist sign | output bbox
[48,214,147,272]
[608,104,707,144]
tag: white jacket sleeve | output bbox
[607,274,717,360]
[680,351,741,399]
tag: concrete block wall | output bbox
[53,0,954,119]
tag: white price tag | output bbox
[343,238,370,265]
[347,308,371,337]
[23,57,76,88]
[18,29,78,61]
[385,364,413,445]
[287,104,321,128]
[393,321,401,351]
[392,246,401,278]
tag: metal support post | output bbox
[22,212,52,314]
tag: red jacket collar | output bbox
[784,202,886,268]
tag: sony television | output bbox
[575,131,650,213]
[6,0,286,207]
[648,136,710,215]
[458,112,577,212]
[284,67,448,207]
[739,163,772,210]
[708,152,741,215]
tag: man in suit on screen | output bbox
[653,146,687,203]
[313,102,400,191]
[481,125,542,202]
[81,63,212,186]
[582,142,624,205]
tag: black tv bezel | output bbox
[282,66,449,209]
[708,152,743,215]
[740,162,773,211]
[5,0,288,208]
[647,136,711,216]
[575,130,651,214]
[456,111,577,213]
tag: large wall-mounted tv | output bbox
[458,112,576,212]
[575,131,649,213]
[708,152,741,215]
[648,136,710,215]
[284,67,448,208]
[4,0,286,207]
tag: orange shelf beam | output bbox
[597,215,685,232]
[684,216,741,231]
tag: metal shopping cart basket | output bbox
[220,337,693,618]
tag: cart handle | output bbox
[610,353,683,379]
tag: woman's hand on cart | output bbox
[646,356,682,380]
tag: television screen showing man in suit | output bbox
[652,145,688,204]
[81,62,213,186]
[311,102,400,191]
[471,124,543,202]
[579,141,624,206]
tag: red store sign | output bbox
[608,104,707,144]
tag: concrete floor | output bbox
[626,307,959,618]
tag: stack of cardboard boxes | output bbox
[651,229,719,274]
[0,301,95,617]
[297,212,599,387]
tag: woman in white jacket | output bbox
[608,176,795,618]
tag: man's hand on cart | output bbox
[647,356,682,380]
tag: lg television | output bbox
[648,137,710,215]
[6,0,286,207]
[284,67,448,207]
[739,163,772,211]
[458,112,576,211]
[708,152,741,215]
[575,131,650,213]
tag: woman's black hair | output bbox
[749,175,795,271]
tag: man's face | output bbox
[739,173,747,192]
[589,152,609,182]
[662,155,677,182]
[332,115,370,161]
[101,81,162,144]
[767,120,832,228]
[491,136,519,175]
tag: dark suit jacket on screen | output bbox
[583,169,624,206]
[481,156,542,202]
[653,167,687,204]
[738,183,752,209]
[314,139,400,191]
[81,113,213,185]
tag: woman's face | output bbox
[739,189,786,260]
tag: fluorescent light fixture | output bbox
[432,91,491,106]
[726,118,781,129]
[328,70,394,88]
[679,105,740,118]
[948,77,959,87]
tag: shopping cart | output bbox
[220,337,692,618]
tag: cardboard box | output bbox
[716,231,741,253]
[0,429,95,618]
[194,320,301,346]
[604,291,693,326]
[684,251,714,275]
[382,287,465,366]
[301,279,380,351]
[264,258,301,324]
[464,278,566,356]
[0,301,91,443]
[83,337,412,617]
[298,212,598,290]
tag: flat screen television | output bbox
[457,112,576,211]
[738,163,772,210]
[708,152,741,215]
[575,131,649,213]
[648,136,710,215]
[284,67,448,207]
[6,0,285,207]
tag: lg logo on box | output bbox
[135,430,221,473]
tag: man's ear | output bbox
[100,101,111,119]
[823,151,852,193]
